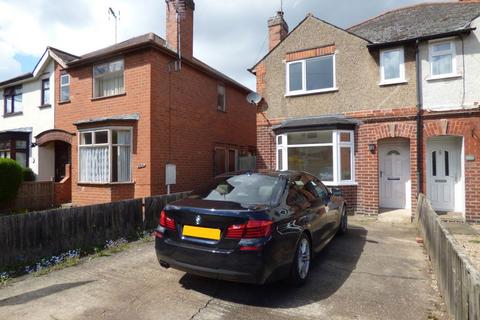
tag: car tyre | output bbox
[288,234,311,286]
[337,206,348,235]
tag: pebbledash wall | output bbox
[54,49,255,206]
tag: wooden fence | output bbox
[0,192,190,269]
[417,194,480,319]
[144,191,191,230]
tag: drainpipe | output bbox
[415,39,423,194]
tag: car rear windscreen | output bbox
[190,174,283,206]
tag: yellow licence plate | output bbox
[183,225,221,240]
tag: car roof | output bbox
[217,170,311,180]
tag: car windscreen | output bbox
[189,174,284,206]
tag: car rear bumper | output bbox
[155,237,270,284]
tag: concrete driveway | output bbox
[0,217,447,320]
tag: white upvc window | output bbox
[380,47,405,85]
[276,130,355,185]
[60,74,70,102]
[286,54,336,96]
[93,59,125,98]
[429,40,457,78]
[78,127,132,183]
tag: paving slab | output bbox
[0,218,447,320]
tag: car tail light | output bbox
[159,210,176,230]
[225,220,272,239]
[225,224,245,239]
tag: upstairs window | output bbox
[60,73,70,102]
[93,59,125,98]
[41,79,50,105]
[286,55,336,95]
[4,85,23,114]
[429,40,456,78]
[380,47,405,84]
[217,85,226,112]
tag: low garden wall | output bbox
[0,192,190,268]
[417,193,480,319]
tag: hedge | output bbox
[0,158,23,203]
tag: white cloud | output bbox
[0,42,21,79]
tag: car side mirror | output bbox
[330,188,342,197]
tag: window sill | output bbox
[323,181,358,187]
[91,92,126,101]
[426,74,462,81]
[78,181,135,186]
[3,111,23,118]
[38,104,52,109]
[59,100,71,105]
[286,88,339,97]
[379,80,408,86]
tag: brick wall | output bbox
[55,48,256,206]
[256,107,419,215]
[150,52,256,195]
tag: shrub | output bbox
[0,158,23,203]
[22,167,36,182]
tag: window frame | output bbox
[217,84,226,112]
[0,133,29,167]
[276,130,355,186]
[41,78,51,106]
[60,73,70,102]
[77,126,133,184]
[428,39,457,79]
[3,85,23,114]
[92,58,125,99]
[379,47,406,85]
[285,54,337,96]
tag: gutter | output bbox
[415,39,423,194]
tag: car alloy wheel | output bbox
[297,237,311,280]
[338,207,348,235]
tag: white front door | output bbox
[379,141,410,209]
[427,138,461,212]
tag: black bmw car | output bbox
[155,170,347,285]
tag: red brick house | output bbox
[252,2,480,223]
[38,0,256,205]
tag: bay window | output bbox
[429,40,456,78]
[286,54,336,95]
[0,133,29,167]
[79,128,132,183]
[93,59,125,98]
[276,130,355,185]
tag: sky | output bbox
[0,0,452,90]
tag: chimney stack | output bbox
[268,11,289,51]
[166,0,195,59]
